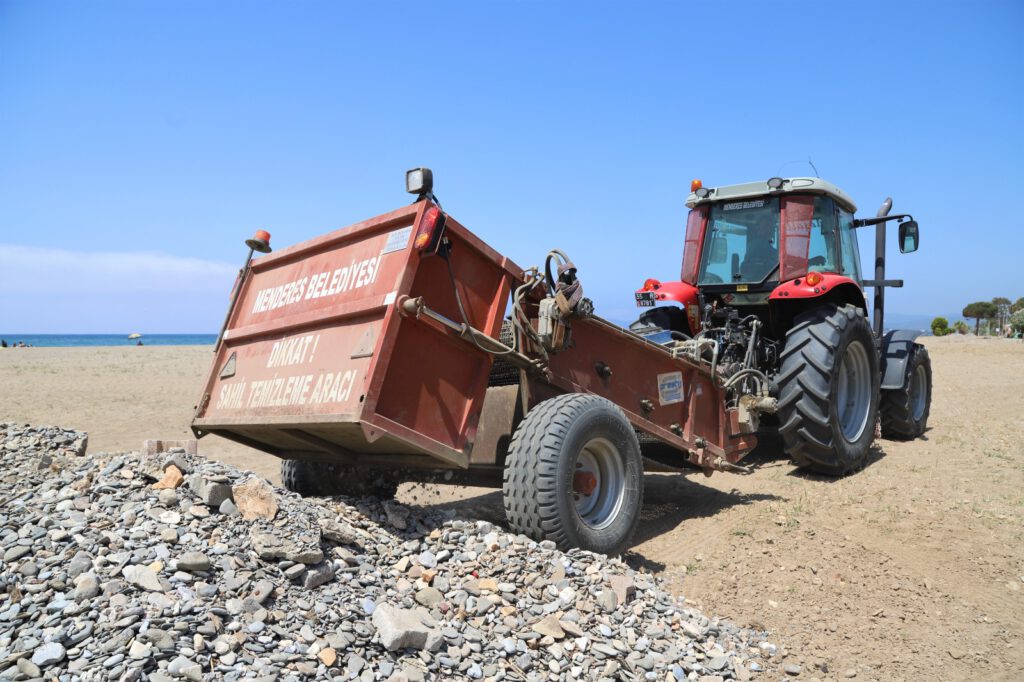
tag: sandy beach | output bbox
[2,336,1023,678]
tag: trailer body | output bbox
[192,204,756,478]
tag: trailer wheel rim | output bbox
[836,340,871,441]
[910,363,927,421]
[573,437,626,530]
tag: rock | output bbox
[319,517,360,545]
[415,587,443,608]
[16,658,41,678]
[532,615,565,639]
[372,604,441,651]
[122,564,164,592]
[285,563,307,581]
[302,561,335,589]
[31,642,66,667]
[158,488,178,506]
[233,477,279,520]
[3,546,30,562]
[168,654,202,681]
[318,647,338,666]
[129,640,152,659]
[177,551,211,572]
[608,574,636,605]
[153,464,185,490]
[219,498,239,515]
[784,663,802,675]
[74,571,101,600]
[250,530,323,564]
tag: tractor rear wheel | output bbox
[280,460,398,499]
[777,304,879,475]
[879,345,932,439]
[502,393,643,555]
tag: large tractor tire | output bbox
[280,460,398,499]
[777,304,879,476]
[879,345,932,439]
[502,393,643,556]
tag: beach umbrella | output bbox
[128,333,142,340]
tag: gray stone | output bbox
[219,498,239,515]
[372,604,441,651]
[74,572,101,600]
[302,562,335,589]
[177,551,211,572]
[122,564,164,592]
[31,642,66,667]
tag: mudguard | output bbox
[879,329,923,390]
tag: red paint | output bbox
[769,272,860,301]
[679,206,708,284]
[780,195,815,281]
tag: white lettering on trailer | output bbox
[216,381,247,409]
[266,333,320,368]
[250,254,382,315]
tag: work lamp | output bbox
[406,167,433,196]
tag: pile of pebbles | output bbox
[0,423,776,681]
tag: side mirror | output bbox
[709,235,728,263]
[898,220,919,253]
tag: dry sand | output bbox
[2,335,1023,679]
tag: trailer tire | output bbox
[502,393,643,556]
[879,345,932,439]
[280,460,398,499]
[777,304,879,476]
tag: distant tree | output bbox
[953,320,969,335]
[963,301,998,335]
[930,317,950,336]
[993,297,1012,332]
[1012,310,1024,336]
[1012,297,1024,314]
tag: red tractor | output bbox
[633,177,931,474]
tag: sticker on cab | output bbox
[657,371,684,405]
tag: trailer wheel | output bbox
[280,460,398,499]
[502,394,643,555]
[879,345,932,439]
[777,304,879,476]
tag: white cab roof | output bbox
[686,177,857,213]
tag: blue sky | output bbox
[1,0,1021,333]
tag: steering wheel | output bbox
[808,255,827,267]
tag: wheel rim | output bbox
[909,363,927,422]
[836,340,872,441]
[572,437,626,530]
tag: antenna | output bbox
[776,159,821,178]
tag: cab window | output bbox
[838,209,862,281]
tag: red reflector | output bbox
[642,278,661,292]
[805,271,823,286]
[414,206,442,251]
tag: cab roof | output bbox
[686,177,857,213]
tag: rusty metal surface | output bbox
[193,202,756,476]
[192,203,523,469]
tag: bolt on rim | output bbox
[572,437,626,530]
[836,340,871,442]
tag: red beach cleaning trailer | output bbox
[193,169,766,554]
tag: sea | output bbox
[0,334,217,348]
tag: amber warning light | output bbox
[246,230,272,254]
[690,179,702,192]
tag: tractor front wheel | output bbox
[502,393,643,555]
[880,345,932,439]
[777,304,879,476]
[280,460,398,499]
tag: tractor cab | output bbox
[635,177,918,340]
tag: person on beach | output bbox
[0,340,7,348]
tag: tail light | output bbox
[414,205,445,252]
[642,278,661,292]
[805,271,823,286]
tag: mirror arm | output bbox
[852,213,914,228]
